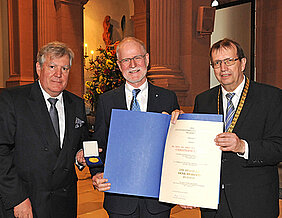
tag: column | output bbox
[178,0,211,105]
[55,0,88,97]
[150,0,180,72]
[6,0,35,87]
[37,0,57,48]
[132,0,150,49]
[256,0,282,89]
[148,0,188,105]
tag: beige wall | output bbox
[83,0,134,111]
[210,3,252,88]
[0,0,9,88]
[83,0,134,68]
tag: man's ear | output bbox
[36,62,41,78]
[241,57,247,72]
[145,53,149,67]
[117,61,122,71]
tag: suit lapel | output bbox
[203,85,222,115]
[147,83,159,112]
[112,85,127,110]
[218,86,224,115]
[61,91,76,150]
[52,91,76,170]
[233,81,254,132]
[27,82,60,155]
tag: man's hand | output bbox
[92,172,111,192]
[76,149,86,166]
[162,109,184,124]
[215,132,245,153]
[14,198,33,218]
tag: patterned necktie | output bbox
[48,98,60,139]
[130,89,141,111]
[225,93,235,131]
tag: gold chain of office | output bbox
[217,77,250,133]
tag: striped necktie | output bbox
[130,89,141,111]
[225,93,235,131]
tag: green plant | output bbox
[84,43,125,111]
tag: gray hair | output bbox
[37,41,74,67]
[116,37,147,60]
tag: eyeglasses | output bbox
[211,57,239,69]
[119,54,146,66]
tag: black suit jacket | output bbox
[194,80,282,218]
[90,82,179,215]
[0,82,88,218]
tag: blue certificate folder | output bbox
[103,109,223,198]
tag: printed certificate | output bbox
[159,114,223,209]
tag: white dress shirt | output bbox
[221,76,249,159]
[39,81,65,148]
[125,80,148,112]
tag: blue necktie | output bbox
[225,93,235,131]
[130,89,141,111]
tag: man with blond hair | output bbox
[0,41,88,217]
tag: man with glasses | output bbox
[173,38,282,217]
[90,37,179,217]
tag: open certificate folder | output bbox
[104,109,223,209]
[159,114,223,209]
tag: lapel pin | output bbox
[155,94,159,97]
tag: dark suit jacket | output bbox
[0,82,88,218]
[193,80,282,218]
[90,82,179,215]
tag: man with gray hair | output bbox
[0,41,88,217]
[91,37,179,217]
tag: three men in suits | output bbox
[90,37,179,217]
[174,38,282,217]
[0,41,88,217]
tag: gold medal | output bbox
[89,157,100,163]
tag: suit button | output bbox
[50,191,54,195]
[72,147,76,150]
[44,147,48,151]
[63,188,67,192]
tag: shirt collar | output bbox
[125,80,148,94]
[221,76,245,98]
[38,80,63,103]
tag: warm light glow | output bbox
[84,43,88,56]
[211,0,219,7]
[90,50,94,55]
